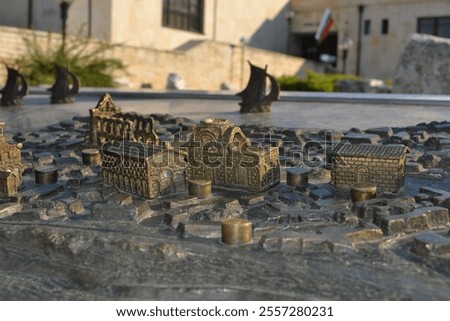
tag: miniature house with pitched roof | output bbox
[329,143,407,193]
[186,118,280,192]
[0,121,22,195]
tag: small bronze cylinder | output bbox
[82,148,102,166]
[35,165,58,185]
[286,167,309,187]
[221,218,253,245]
[351,183,377,202]
[188,179,212,199]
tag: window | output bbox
[162,0,204,33]
[418,16,450,38]
[381,19,389,35]
[364,20,371,35]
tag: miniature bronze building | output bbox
[90,93,159,146]
[329,143,407,193]
[186,118,280,192]
[0,121,22,195]
[102,141,187,199]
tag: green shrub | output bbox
[16,32,126,87]
[278,70,359,92]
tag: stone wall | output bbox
[0,26,321,90]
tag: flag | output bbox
[315,8,334,44]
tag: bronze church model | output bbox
[185,118,280,192]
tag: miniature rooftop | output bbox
[331,143,408,159]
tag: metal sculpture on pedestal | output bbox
[236,61,280,113]
[47,63,79,104]
[0,65,28,106]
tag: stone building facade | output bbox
[0,121,22,196]
[102,141,187,199]
[0,1,325,90]
[290,0,450,79]
[89,93,159,146]
[330,143,407,193]
[0,0,291,53]
[186,118,280,192]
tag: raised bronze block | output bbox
[221,218,253,245]
[35,165,58,185]
[286,167,309,188]
[188,179,212,199]
[351,182,377,202]
[82,148,102,166]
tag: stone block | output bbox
[342,133,381,144]
[311,199,349,211]
[92,204,131,221]
[33,152,55,165]
[417,154,441,169]
[0,203,22,219]
[411,232,450,258]
[65,200,85,215]
[394,33,450,94]
[73,189,102,202]
[163,197,199,209]
[177,221,221,239]
[405,161,424,174]
[259,231,303,252]
[301,236,334,253]
[345,226,384,243]
[130,200,155,224]
[365,127,393,138]
[380,207,447,235]
[164,212,189,229]
[392,131,411,141]
[107,193,133,207]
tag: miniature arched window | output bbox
[356,166,369,183]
